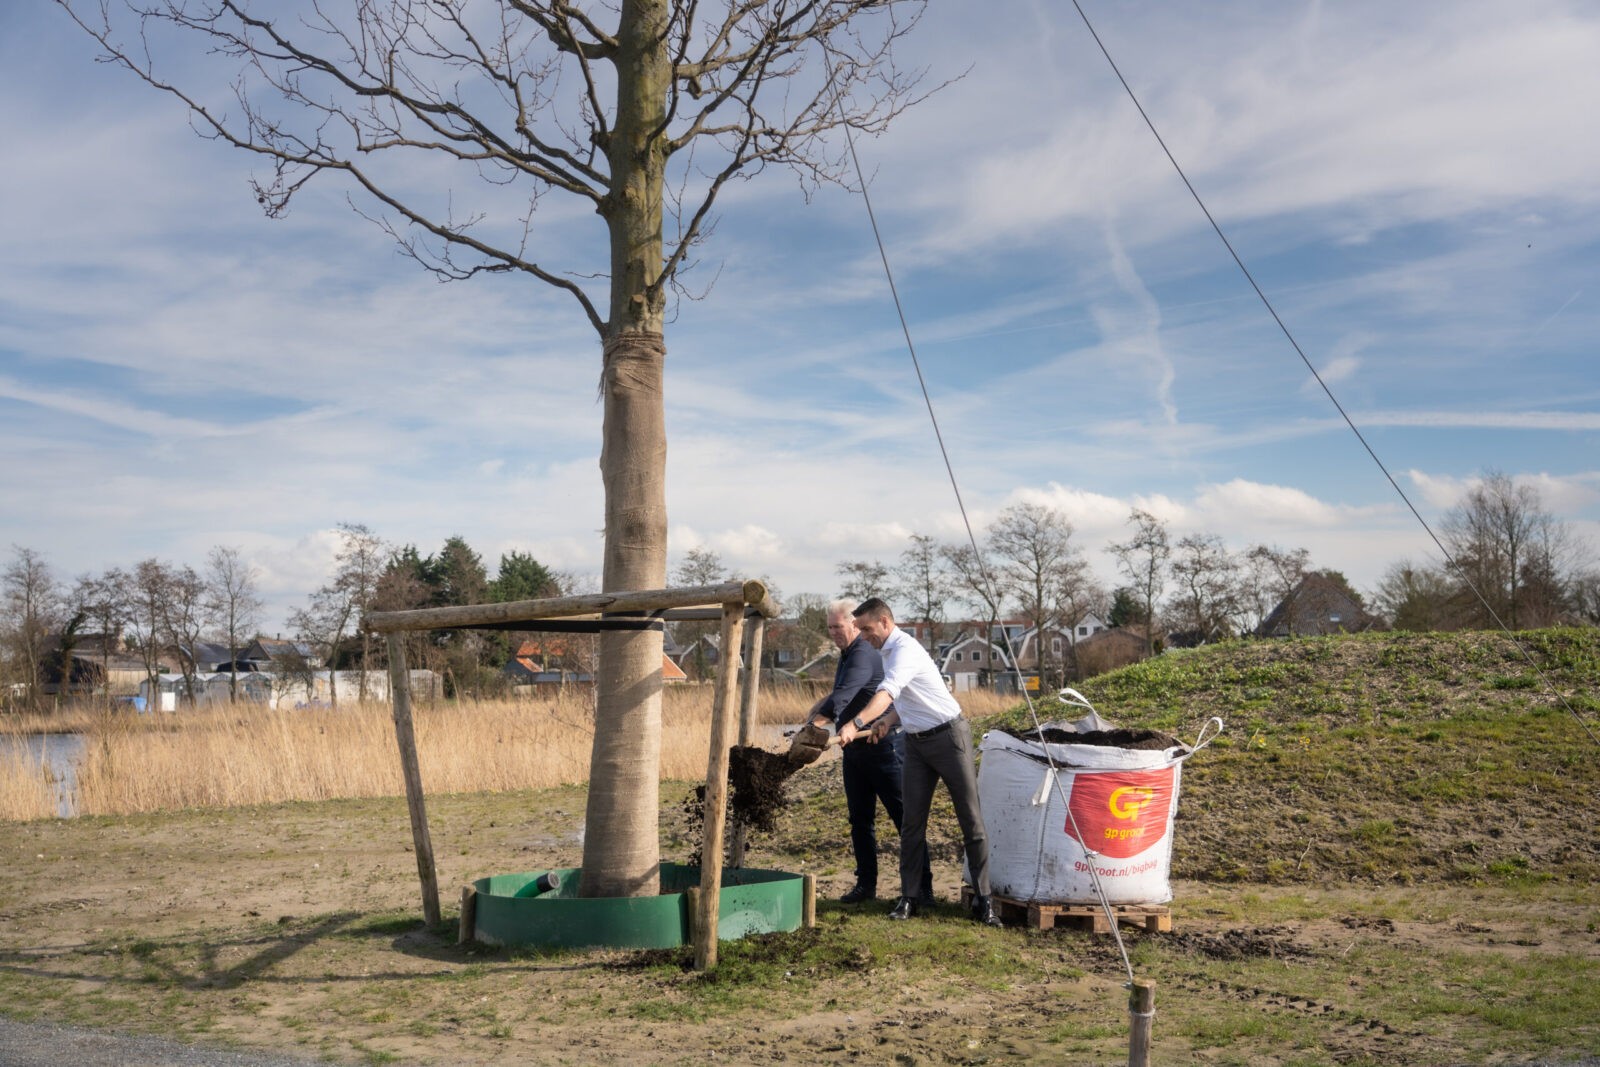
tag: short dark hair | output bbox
[852,597,894,623]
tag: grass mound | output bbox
[973,627,1600,886]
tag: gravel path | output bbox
[0,1018,337,1067]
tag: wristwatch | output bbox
[852,716,867,730]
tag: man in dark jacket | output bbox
[804,599,931,904]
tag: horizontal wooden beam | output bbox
[456,618,664,634]
[362,580,776,634]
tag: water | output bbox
[0,733,84,817]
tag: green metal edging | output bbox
[470,863,804,950]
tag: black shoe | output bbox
[916,890,937,907]
[888,897,918,920]
[972,895,1004,928]
[839,884,875,904]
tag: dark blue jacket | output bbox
[817,636,884,729]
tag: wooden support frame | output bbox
[692,601,745,970]
[362,580,777,961]
[727,613,767,869]
[385,633,440,926]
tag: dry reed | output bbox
[0,733,57,822]
[3,684,1018,820]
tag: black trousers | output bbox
[900,717,992,899]
[842,731,931,894]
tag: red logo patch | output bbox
[1064,766,1175,859]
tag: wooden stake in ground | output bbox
[385,633,440,926]
[1127,978,1155,1067]
[728,613,767,868]
[458,884,477,944]
[693,601,746,970]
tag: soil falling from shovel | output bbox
[684,745,806,865]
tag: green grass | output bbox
[3,627,1598,1066]
[954,629,1600,889]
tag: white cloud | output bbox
[2,0,1597,633]
[708,525,786,561]
[1361,410,1600,431]
[1192,479,1352,528]
[816,522,916,552]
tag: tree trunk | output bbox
[580,0,671,899]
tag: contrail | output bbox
[1531,289,1583,337]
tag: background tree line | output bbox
[6,469,1596,709]
[794,471,1598,686]
[0,526,576,711]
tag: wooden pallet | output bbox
[962,888,1172,933]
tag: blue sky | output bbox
[3,0,1597,631]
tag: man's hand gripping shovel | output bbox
[785,720,843,767]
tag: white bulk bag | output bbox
[970,718,1221,905]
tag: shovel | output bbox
[785,720,840,766]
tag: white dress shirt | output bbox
[876,626,962,734]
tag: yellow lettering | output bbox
[1108,786,1156,821]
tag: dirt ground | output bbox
[2,775,1597,1066]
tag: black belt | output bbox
[907,718,958,740]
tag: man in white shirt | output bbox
[838,597,1002,926]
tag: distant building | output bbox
[1257,574,1386,638]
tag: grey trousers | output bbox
[899,716,992,899]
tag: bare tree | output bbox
[1107,509,1170,656]
[1167,532,1238,643]
[126,559,174,708]
[2,546,64,712]
[988,503,1086,687]
[1368,560,1452,631]
[772,591,831,670]
[295,524,388,706]
[674,548,727,588]
[1238,543,1310,635]
[206,547,264,702]
[61,0,932,898]
[891,533,953,649]
[939,541,1007,674]
[1440,470,1581,629]
[159,564,211,705]
[289,588,354,707]
[836,559,891,602]
[672,548,727,678]
[73,567,132,703]
[1571,568,1600,626]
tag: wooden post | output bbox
[385,634,441,927]
[1127,978,1156,1067]
[802,873,817,929]
[728,614,768,868]
[685,886,701,947]
[693,602,747,971]
[736,613,766,747]
[458,884,477,944]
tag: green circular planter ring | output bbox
[470,863,805,950]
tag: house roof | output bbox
[1257,573,1381,637]
[939,635,1012,671]
[250,638,318,660]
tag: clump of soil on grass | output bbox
[682,745,805,864]
[1165,926,1316,961]
[1014,726,1182,750]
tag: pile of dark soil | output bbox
[1014,726,1182,750]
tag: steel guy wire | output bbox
[1064,0,1598,748]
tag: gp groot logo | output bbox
[1064,766,1176,860]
